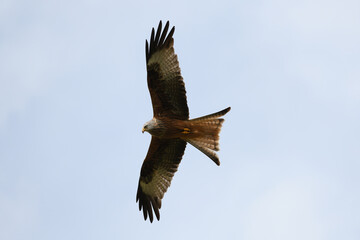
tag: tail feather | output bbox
[190,107,231,122]
[185,107,230,165]
[187,139,220,165]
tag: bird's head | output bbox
[142,118,157,134]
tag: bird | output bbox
[136,20,231,222]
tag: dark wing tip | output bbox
[146,20,175,63]
[164,26,175,47]
[154,21,162,46]
[145,40,149,63]
[136,184,161,223]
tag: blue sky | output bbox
[1,0,359,239]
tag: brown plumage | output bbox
[137,21,231,222]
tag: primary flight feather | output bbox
[136,21,231,222]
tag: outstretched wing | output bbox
[146,21,189,120]
[136,137,187,222]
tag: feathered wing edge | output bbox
[136,183,161,222]
[146,21,175,63]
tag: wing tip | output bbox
[136,184,161,223]
[146,20,176,62]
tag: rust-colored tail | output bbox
[186,107,230,166]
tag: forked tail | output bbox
[186,107,230,165]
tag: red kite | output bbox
[137,21,230,222]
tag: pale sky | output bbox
[1,0,359,239]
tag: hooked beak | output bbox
[142,127,145,133]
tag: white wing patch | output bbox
[140,168,174,199]
[148,46,181,82]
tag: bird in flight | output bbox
[136,21,231,222]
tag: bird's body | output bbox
[143,114,223,139]
[136,21,230,222]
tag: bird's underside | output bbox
[136,20,231,222]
